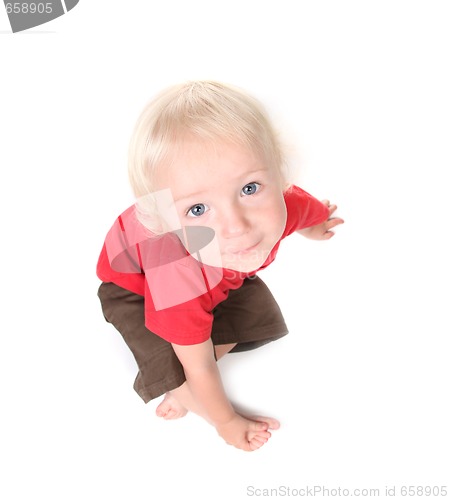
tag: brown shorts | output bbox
[97,276,288,403]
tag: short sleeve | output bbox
[282,185,330,236]
[142,253,235,345]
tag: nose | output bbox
[220,203,251,239]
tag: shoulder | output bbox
[284,184,312,206]
[282,185,330,235]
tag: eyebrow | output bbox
[173,168,269,204]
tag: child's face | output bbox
[154,139,287,272]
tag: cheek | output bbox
[277,198,288,227]
[262,197,287,237]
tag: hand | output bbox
[297,200,344,240]
[215,414,279,452]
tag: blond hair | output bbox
[128,81,290,233]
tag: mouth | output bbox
[228,241,261,256]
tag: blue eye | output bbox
[187,203,208,217]
[242,182,261,196]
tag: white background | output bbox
[1,1,448,499]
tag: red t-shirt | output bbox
[96,185,329,345]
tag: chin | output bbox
[222,254,268,274]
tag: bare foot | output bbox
[156,392,188,420]
[244,415,280,445]
[247,415,280,430]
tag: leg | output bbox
[214,342,237,360]
[159,368,280,450]
[156,340,280,442]
[98,282,187,403]
[155,343,236,419]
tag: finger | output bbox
[321,199,330,207]
[326,217,344,230]
[327,204,338,215]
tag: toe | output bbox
[251,416,280,430]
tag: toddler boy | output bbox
[97,81,343,451]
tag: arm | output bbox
[297,200,344,240]
[172,339,272,451]
[172,339,235,424]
